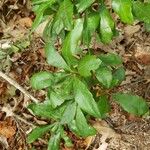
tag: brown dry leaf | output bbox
[62,147,73,150]
[124,25,140,36]
[144,65,150,80]
[121,69,135,85]
[35,20,49,36]
[0,40,12,49]
[93,121,116,136]
[38,48,45,58]
[2,19,29,42]
[2,106,13,117]
[93,143,108,150]
[127,114,141,121]
[0,81,7,96]
[134,46,150,65]
[17,17,32,28]
[0,121,16,138]
[0,135,9,149]
[92,120,120,150]
[85,136,95,150]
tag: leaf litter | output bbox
[0,0,150,150]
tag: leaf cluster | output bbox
[27,0,150,149]
[28,52,148,149]
[32,0,150,44]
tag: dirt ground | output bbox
[0,1,150,150]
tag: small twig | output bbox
[121,77,145,86]
[0,71,38,103]
[128,39,137,51]
[145,82,150,99]
[14,114,36,127]
[0,136,9,150]
[1,105,36,127]
[6,0,19,17]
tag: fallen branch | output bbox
[0,71,38,103]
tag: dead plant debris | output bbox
[0,1,150,150]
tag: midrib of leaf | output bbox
[119,0,131,20]
[101,18,112,32]
[61,0,72,22]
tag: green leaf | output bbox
[52,0,73,33]
[48,133,60,150]
[73,77,101,118]
[66,18,83,55]
[0,50,6,60]
[53,76,74,100]
[61,131,73,147]
[76,0,96,13]
[28,101,66,120]
[45,42,69,70]
[96,66,112,88]
[53,72,69,83]
[78,55,101,77]
[62,19,84,65]
[57,0,73,30]
[111,66,125,87]
[28,102,52,118]
[52,17,64,35]
[145,23,150,32]
[61,102,76,124]
[30,71,54,90]
[99,53,122,67]
[48,91,65,108]
[61,129,73,147]
[32,0,50,5]
[112,0,134,24]
[86,13,100,30]
[31,1,56,32]
[113,93,149,116]
[71,107,96,137]
[43,19,58,43]
[50,123,59,133]
[82,13,100,45]
[97,96,110,118]
[99,5,115,43]
[133,1,150,24]
[27,125,52,143]
[68,120,80,136]
[75,107,97,137]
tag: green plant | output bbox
[27,0,150,149]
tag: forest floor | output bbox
[0,0,150,150]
